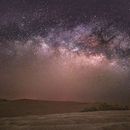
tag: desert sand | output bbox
[0,111,130,130]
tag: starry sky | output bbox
[0,0,130,104]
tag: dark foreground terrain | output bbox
[0,99,130,130]
[0,111,130,130]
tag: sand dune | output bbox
[0,99,129,117]
[0,99,90,117]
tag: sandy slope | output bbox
[0,111,130,130]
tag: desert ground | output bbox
[0,100,130,130]
[0,111,130,130]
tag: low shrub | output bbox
[81,103,129,112]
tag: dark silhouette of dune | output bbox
[0,99,129,117]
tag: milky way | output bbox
[0,0,130,104]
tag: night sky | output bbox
[0,0,130,104]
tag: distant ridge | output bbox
[0,99,129,117]
[0,99,88,117]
